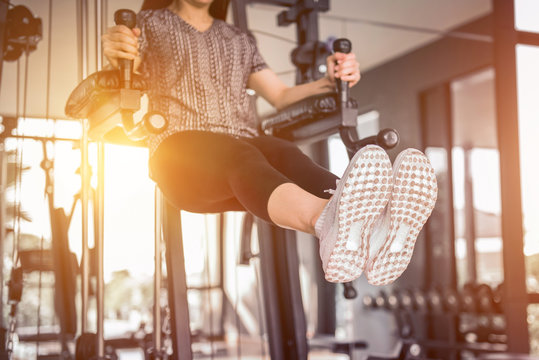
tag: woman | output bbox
[102,0,437,285]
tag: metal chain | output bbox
[6,304,18,359]
[162,306,172,357]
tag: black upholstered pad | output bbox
[65,69,146,119]
[260,92,358,143]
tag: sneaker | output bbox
[315,145,393,283]
[365,148,438,286]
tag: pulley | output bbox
[4,5,42,62]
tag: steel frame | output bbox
[163,200,193,360]
[230,2,333,359]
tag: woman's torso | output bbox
[137,8,267,156]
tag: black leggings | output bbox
[149,131,339,223]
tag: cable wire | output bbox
[37,0,53,354]
[250,29,297,45]
[232,214,241,360]
[204,215,215,360]
[250,5,493,43]
[321,14,493,43]
[36,235,44,357]
[253,252,267,358]
[11,59,21,266]
[45,0,53,124]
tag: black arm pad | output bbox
[260,92,358,143]
[65,69,147,119]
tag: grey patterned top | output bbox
[137,8,268,156]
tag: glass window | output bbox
[515,0,539,34]
[450,69,504,287]
[516,45,539,293]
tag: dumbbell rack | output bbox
[362,284,509,359]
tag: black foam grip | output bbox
[333,38,352,54]
[114,9,136,29]
[332,38,352,104]
[114,9,137,89]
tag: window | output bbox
[516,45,539,294]
[515,0,539,33]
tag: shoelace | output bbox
[323,179,339,195]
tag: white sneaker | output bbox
[365,148,438,286]
[315,145,393,283]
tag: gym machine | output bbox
[63,2,399,359]
[2,1,537,360]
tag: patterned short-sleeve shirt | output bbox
[137,8,268,156]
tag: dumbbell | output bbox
[442,287,460,313]
[386,290,400,311]
[362,294,376,309]
[460,283,477,313]
[492,283,504,314]
[397,288,414,311]
[476,283,495,313]
[426,287,443,314]
[411,288,428,313]
[375,291,388,309]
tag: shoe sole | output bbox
[365,149,437,286]
[325,146,393,283]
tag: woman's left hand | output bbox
[326,52,361,87]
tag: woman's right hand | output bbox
[102,25,141,70]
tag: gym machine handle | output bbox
[332,38,352,106]
[114,9,137,89]
[342,127,400,151]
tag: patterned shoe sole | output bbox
[365,149,437,286]
[325,146,393,283]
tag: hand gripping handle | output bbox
[332,38,352,105]
[114,9,137,89]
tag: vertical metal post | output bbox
[256,221,308,360]
[154,188,163,355]
[163,201,193,360]
[80,122,90,334]
[420,84,458,352]
[492,0,529,353]
[231,2,318,357]
[96,143,105,358]
[0,142,7,329]
[78,0,90,334]
[463,146,477,283]
[96,0,104,69]
[295,2,320,84]
[230,0,249,32]
[218,213,226,337]
[0,0,9,88]
[309,141,336,336]
[95,1,106,357]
